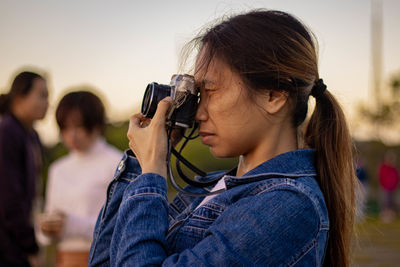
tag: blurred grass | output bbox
[353,217,400,267]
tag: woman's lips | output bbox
[198,131,215,145]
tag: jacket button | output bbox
[117,161,124,171]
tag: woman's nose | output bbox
[195,97,208,122]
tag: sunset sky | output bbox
[1,0,400,145]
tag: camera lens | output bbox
[141,82,171,118]
[141,84,153,115]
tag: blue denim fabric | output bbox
[89,149,329,266]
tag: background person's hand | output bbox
[27,253,41,267]
[127,97,173,178]
[39,210,65,240]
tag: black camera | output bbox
[141,74,198,128]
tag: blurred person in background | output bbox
[378,151,399,223]
[355,155,369,221]
[37,91,121,267]
[0,71,49,267]
[89,10,358,266]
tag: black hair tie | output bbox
[311,79,327,98]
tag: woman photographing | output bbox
[89,10,358,266]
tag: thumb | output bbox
[152,97,173,127]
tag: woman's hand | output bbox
[127,97,173,178]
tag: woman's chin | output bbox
[209,147,234,159]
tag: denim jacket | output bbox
[89,149,329,266]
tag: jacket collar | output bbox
[224,149,316,189]
[6,112,30,132]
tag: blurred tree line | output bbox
[359,72,400,134]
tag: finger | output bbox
[152,97,173,127]
[129,113,145,127]
[139,118,151,128]
[128,114,145,135]
[127,114,144,140]
[171,127,185,147]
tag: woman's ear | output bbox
[263,90,289,114]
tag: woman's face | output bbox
[18,78,49,121]
[60,110,100,152]
[194,55,272,158]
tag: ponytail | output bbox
[0,93,10,114]
[305,91,358,267]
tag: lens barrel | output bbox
[141,82,171,118]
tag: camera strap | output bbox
[171,148,206,177]
[166,124,225,196]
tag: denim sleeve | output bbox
[111,179,321,266]
[89,150,142,266]
[110,173,169,266]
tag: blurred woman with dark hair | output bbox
[89,10,358,266]
[38,91,121,267]
[0,71,48,266]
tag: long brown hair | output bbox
[187,10,357,266]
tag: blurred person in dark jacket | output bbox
[0,71,49,266]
